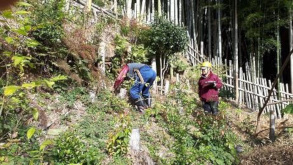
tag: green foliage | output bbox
[239,116,255,135]
[218,101,230,111]
[95,16,116,37]
[0,75,66,141]
[114,35,148,64]
[93,0,106,7]
[107,114,132,156]
[0,5,40,76]
[238,0,290,54]
[52,131,102,164]
[95,89,130,114]
[170,54,189,73]
[129,44,148,62]
[283,104,293,114]
[141,16,188,57]
[52,131,85,164]
[77,113,115,148]
[58,87,87,108]
[31,0,66,48]
[147,88,239,164]
[114,35,129,58]
[0,138,41,164]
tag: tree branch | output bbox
[255,49,293,134]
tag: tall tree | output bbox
[276,0,281,98]
[208,0,212,58]
[289,0,293,92]
[217,0,222,61]
[234,0,239,101]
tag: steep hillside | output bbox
[1,1,293,165]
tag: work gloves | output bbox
[205,81,216,87]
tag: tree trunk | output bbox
[198,0,203,48]
[158,0,161,17]
[147,0,151,22]
[141,0,146,21]
[178,0,182,25]
[170,0,175,23]
[289,2,293,93]
[99,41,106,73]
[208,0,212,59]
[136,0,140,21]
[174,0,178,25]
[217,0,222,62]
[126,0,132,22]
[277,4,281,99]
[160,54,163,95]
[234,0,239,102]
[152,0,154,21]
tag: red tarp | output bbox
[114,65,129,90]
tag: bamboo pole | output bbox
[269,109,276,142]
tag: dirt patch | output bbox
[240,144,293,165]
[224,101,293,165]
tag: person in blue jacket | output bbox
[114,63,156,112]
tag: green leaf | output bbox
[25,39,39,48]
[17,2,33,7]
[40,140,53,151]
[4,86,21,96]
[283,104,293,114]
[24,25,31,31]
[215,159,225,165]
[5,37,14,44]
[12,56,25,66]
[44,80,55,88]
[13,28,28,35]
[11,97,21,104]
[27,127,36,140]
[32,108,39,120]
[2,10,13,19]
[12,55,31,66]
[50,75,67,82]
[3,51,12,57]
[15,11,30,15]
[22,82,36,89]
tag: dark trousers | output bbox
[202,101,219,115]
[129,66,156,100]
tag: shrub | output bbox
[107,114,132,156]
[31,0,66,48]
[141,16,188,58]
[51,131,102,164]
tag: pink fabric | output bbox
[198,71,223,102]
[114,65,129,90]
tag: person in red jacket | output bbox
[198,61,223,115]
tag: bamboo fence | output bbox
[73,0,293,117]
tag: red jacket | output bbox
[198,71,223,102]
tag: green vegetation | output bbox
[141,16,188,58]
[2,1,288,165]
